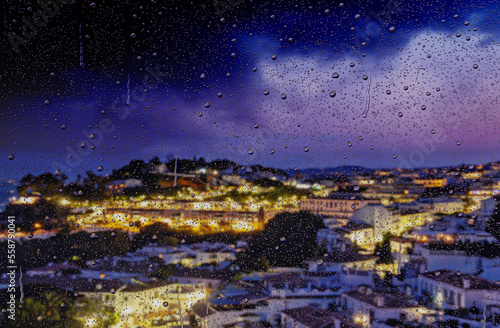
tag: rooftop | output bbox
[282,306,356,328]
[420,270,500,290]
[343,286,419,308]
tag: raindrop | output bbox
[456,32,461,38]
[271,55,277,60]
[264,90,270,95]
[200,73,206,79]
[332,72,339,78]
[457,141,461,146]
[329,91,336,98]
[421,105,426,110]
[44,100,50,105]
[204,102,210,108]
[389,26,395,33]
[473,64,478,69]
[217,92,222,98]
[231,53,237,58]
[392,154,397,159]
[349,62,355,67]
[247,149,254,155]
[386,90,391,95]
[80,143,86,148]
[304,146,309,152]
[28,233,33,238]
[163,302,169,307]
[8,154,14,160]
[254,124,259,129]
[398,112,403,117]
[347,141,352,147]
[281,93,287,99]
[270,149,275,154]
[362,75,368,80]
[431,129,436,134]
[97,166,103,172]
[90,233,98,239]
[354,14,361,20]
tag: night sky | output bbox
[1,0,499,180]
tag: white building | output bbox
[418,270,500,312]
[340,286,434,328]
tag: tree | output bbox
[375,233,394,264]
[9,291,79,328]
[249,211,326,267]
[384,272,394,287]
[486,202,500,240]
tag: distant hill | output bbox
[284,166,377,178]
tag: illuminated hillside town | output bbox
[1,158,500,328]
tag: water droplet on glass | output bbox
[362,75,368,80]
[281,93,287,99]
[271,55,277,60]
[270,149,275,154]
[349,62,355,67]
[354,14,361,20]
[389,26,395,33]
[457,141,461,146]
[304,146,309,152]
[200,73,206,79]
[456,32,461,38]
[398,112,403,117]
[8,154,14,160]
[264,90,270,95]
[473,64,478,69]
[97,166,103,172]
[386,90,391,95]
[163,302,169,307]
[347,141,352,147]
[254,124,259,129]
[332,72,339,78]
[247,149,254,155]
[204,102,210,108]
[217,92,222,98]
[431,129,436,134]
[421,105,427,110]
[329,91,336,98]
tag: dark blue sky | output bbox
[1,0,499,180]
